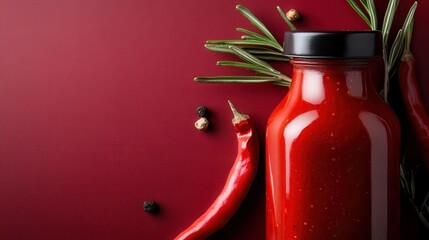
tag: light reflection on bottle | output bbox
[302,70,324,104]
[346,71,366,98]
[359,111,389,240]
[284,110,319,197]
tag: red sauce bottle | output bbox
[266,31,401,240]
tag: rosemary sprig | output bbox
[195,44,291,85]
[400,154,429,230]
[194,5,294,86]
[349,0,428,231]
[381,0,399,47]
[235,5,280,47]
[366,0,378,30]
[346,0,417,101]
[347,0,417,90]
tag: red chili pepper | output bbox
[398,50,429,171]
[174,101,259,240]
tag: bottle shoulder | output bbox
[267,96,400,136]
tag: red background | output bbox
[0,0,428,239]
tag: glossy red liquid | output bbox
[266,59,401,240]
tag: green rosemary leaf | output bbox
[206,43,287,61]
[244,47,285,56]
[388,29,404,71]
[240,34,263,41]
[236,5,278,44]
[236,28,282,50]
[382,0,400,46]
[401,1,418,46]
[236,29,264,39]
[366,0,378,30]
[242,47,289,61]
[228,45,277,72]
[273,80,291,87]
[241,35,259,41]
[251,68,291,82]
[207,39,283,52]
[411,170,416,199]
[205,43,234,53]
[347,0,371,27]
[360,0,369,11]
[388,2,417,70]
[256,55,290,61]
[402,2,418,28]
[422,191,429,212]
[216,60,267,71]
[360,0,372,20]
[382,48,390,102]
[276,6,297,30]
[194,76,289,87]
[400,164,410,194]
[425,198,429,213]
[194,76,279,84]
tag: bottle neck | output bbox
[289,58,380,105]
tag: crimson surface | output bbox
[0,0,428,239]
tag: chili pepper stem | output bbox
[228,100,249,124]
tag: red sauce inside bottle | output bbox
[266,58,400,240]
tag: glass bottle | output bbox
[266,31,400,240]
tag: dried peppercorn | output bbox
[195,106,210,131]
[286,9,300,22]
[195,117,209,131]
[196,106,209,117]
[143,201,160,214]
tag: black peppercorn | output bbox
[143,200,160,214]
[196,106,209,117]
